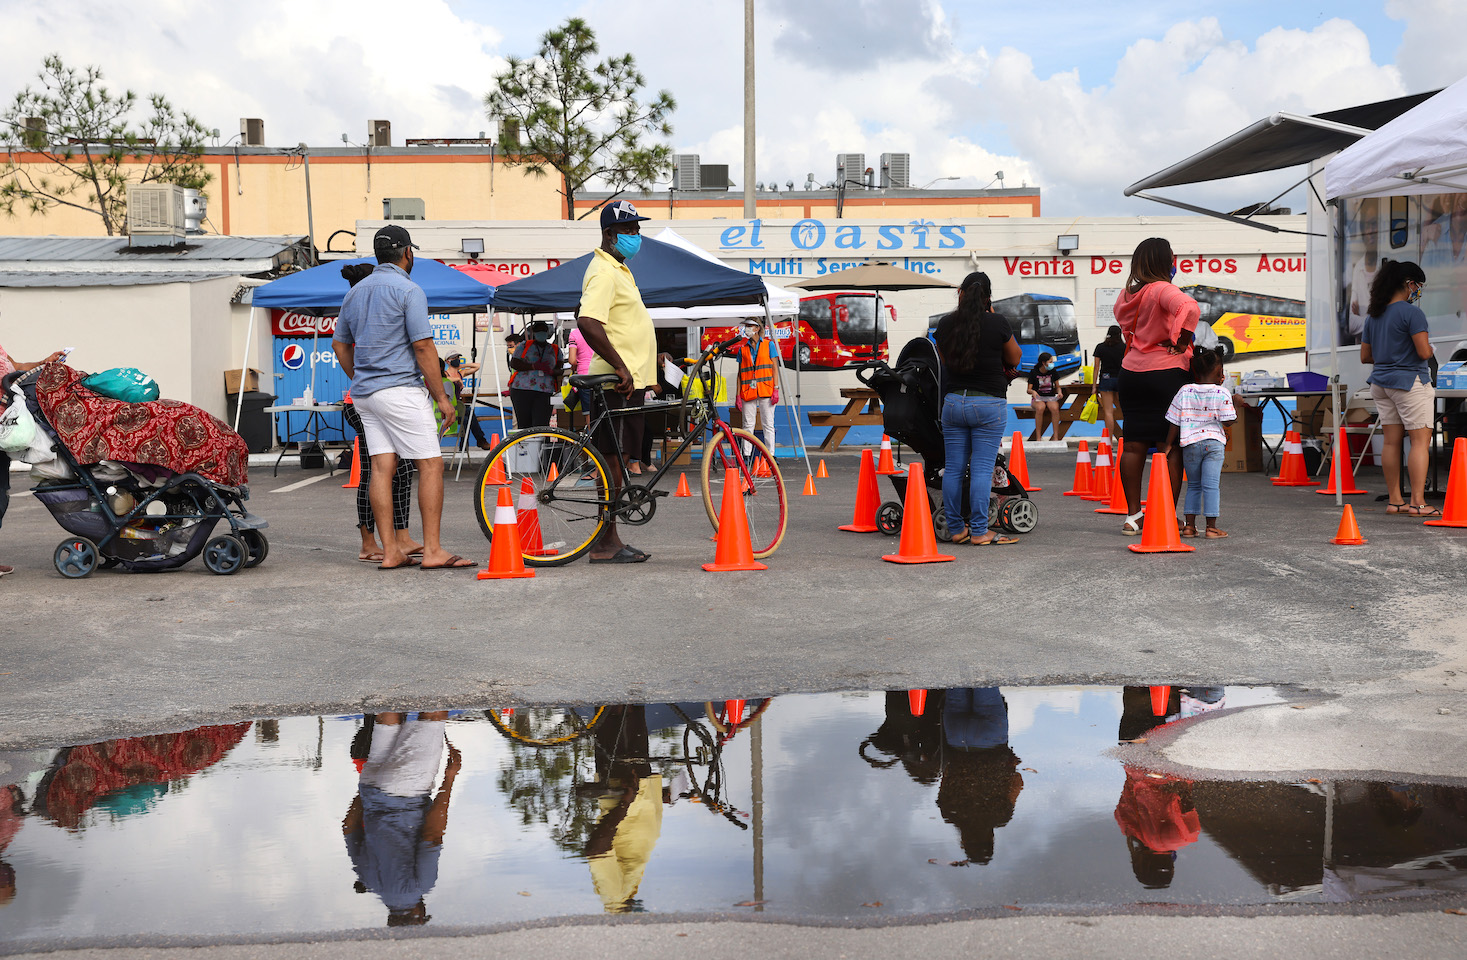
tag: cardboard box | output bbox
[224,367,262,394]
[1221,402,1264,472]
[1301,392,1373,438]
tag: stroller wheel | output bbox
[54,537,99,579]
[1003,497,1038,534]
[239,530,269,568]
[932,506,951,543]
[203,535,247,575]
[876,500,903,536]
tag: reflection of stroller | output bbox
[13,365,269,578]
[855,337,1036,541]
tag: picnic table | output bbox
[1015,383,1116,441]
[807,387,884,451]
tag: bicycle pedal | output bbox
[652,488,671,499]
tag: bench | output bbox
[1015,384,1116,441]
[807,387,883,451]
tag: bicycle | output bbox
[472,336,787,566]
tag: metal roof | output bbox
[0,271,235,287]
[0,235,305,263]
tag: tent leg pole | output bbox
[233,306,256,436]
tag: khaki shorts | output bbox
[1370,379,1435,431]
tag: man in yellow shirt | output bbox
[577,200,657,564]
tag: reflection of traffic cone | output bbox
[839,449,881,532]
[478,486,535,579]
[883,463,955,564]
[1009,431,1040,491]
[342,437,362,489]
[1273,431,1318,487]
[816,459,829,479]
[546,461,560,482]
[1331,504,1368,545]
[1425,437,1467,528]
[802,473,819,496]
[353,758,365,774]
[1129,453,1194,553]
[703,468,769,572]
[1083,442,1113,502]
[484,434,507,485]
[1063,440,1093,497]
[517,477,555,557]
[674,473,692,497]
[908,689,927,717]
[1149,685,1170,717]
[876,435,900,475]
[725,698,746,727]
[1316,426,1367,495]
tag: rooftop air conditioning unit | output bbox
[880,153,911,188]
[382,197,426,220]
[672,154,701,190]
[368,120,392,147]
[836,153,864,187]
[700,164,730,190]
[126,184,188,246]
[240,118,265,145]
[498,118,520,148]
[22,117,46,149]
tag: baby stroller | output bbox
[11,364,268,578]
[855,337,1036,541]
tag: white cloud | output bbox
[1388,0,1467,91]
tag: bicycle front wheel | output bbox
[473,428,609,567]
[484,705,607,746]
[700,427,787,559]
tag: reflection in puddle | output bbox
[2,687,1465,943]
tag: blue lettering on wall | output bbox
[877,225,904,250]
[749,257,803,276]
[938,225,967,249]
[791,219,827,250]
[720,226,746,247]
[834,225,866,249]
[717,219,968,252]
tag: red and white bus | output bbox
[701,291,893,369]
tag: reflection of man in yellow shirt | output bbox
[584,705,663,912]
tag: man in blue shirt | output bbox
[333,225,474,569]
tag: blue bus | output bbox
[928,293,1082,374]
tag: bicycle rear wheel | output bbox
[699,427,787,559]
[484,706,607,746]
[473,428,609,566]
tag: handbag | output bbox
[1080,392,1100,424]
[81,367,160,403]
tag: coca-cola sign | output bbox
[272,310,336,337]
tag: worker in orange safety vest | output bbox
[736,318,779,458]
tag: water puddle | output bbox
[3,686,1465,944]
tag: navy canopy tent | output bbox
[253,256,494,315]
[490,236,765,313]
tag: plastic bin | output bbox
[226,392,276,453]
[1286,371,1329,392]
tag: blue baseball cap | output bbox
[600,200,651,230]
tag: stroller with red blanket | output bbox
[10,363,268,577]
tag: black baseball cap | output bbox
[373,224,420,252]
[600,200,651,230]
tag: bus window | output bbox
[836,295,879,346]
[799,298,834,340]
[1390,195,1409,249]
[1019,316,1036,340]
[1035,302,1077,343]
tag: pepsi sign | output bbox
[280,343,306,371]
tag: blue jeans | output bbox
[1182,438,1224,518]
[941,394,1007,536]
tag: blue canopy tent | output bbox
[488,237,810,467]
[237,258,495,436]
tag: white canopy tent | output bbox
[1326,75,1467,202]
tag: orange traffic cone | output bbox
[882,463,955,564]
[876,435,900,475]
[1083,441,1113,502]
[1331,504,1368,545]
[839,449,881,532]
[1064,440,1094,497]
[908,689,928,717]
[816,459,829,479]
[1094,458,1130,515]
[342,437,362,489]
[1316,426,1367,495]
[674,472,692,497]
[1425,437,1467,528]
[546,461,560,482]
[703,468,769,572]
[1101,426,1110,442]
[753,455,772,478]
[725,698,746,727]
[516,476,556,558]
[484,434,508,485]
[477,486,535,579]
[1149,685,1170,717]
[801,473,819,496]
[1129,453,1194,553]
[1009,431,1040,491]
[1271,431,1312,486]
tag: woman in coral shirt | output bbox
[1112,238,1199,536]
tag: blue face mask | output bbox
[1169,265,1177,280]
[614,233,642,261]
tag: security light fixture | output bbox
[461,238,485,258]
[1056,234,1079,255]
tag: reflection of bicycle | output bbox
[473,337,787,566]
[485,706,607,745]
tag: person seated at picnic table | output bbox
[1026,352,1062,440]
[443,352,491,451]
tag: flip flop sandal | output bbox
[420,555,477,570]
[358,554,385,564]
[589,545,651,564]
[950,531,971,545]
[1386,502,1409,515]
[1180,526,1198,538]
[1409,505,1442,518]
[972,535,1019,546]
[376,557,422,571]
[1205,529,1230,538]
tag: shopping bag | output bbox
[81,368,160,403]
[1080,392,1100,425]
[0,384,37,453]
